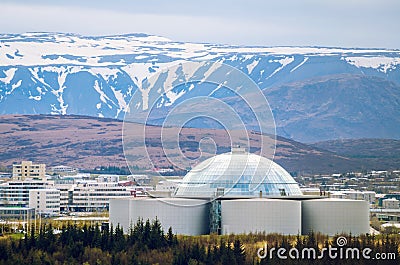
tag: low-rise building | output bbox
[0,207,35,220]
[96,175,119,183]
[383,198,400,209]
[329,190,376,204]
[50,165,77,174]
[127,175,151,185]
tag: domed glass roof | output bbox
[174,148,302,198]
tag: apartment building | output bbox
[0,181,48,207]
[12,161,46,180]
[70,182,130,212]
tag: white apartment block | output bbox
[127,175,151,185]
[382,198,400,209]
[0,181,48,207]
[50,165,77,174]
[12,161,46,180]
[29,188,60,215]
[70,182,130,212]
[0,178,132,213]
[96,175,120,183]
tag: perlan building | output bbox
[110,148,369,236]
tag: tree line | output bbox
[0,219,399,264]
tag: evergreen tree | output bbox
[114,224,126,251]
[166,226,177,246]
[233,239,246,265]
[149,218,165,249]
[143,219,151,247]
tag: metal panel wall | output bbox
[302,198,369,236]
[221,199,301,235]
[109,198,131,231]
[110,197,210,235]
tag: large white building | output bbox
[0,181,49,207]
[70,182,130,212]
[110,149,370,236]
[29,188,60,215]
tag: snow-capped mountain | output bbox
[1,32,400,142]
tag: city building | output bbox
[127,175,151,185]
[378,193,400,207]
[29,188,61,216]
[110,148,370,236]
[329,190,376,204]
[382,198,400,209]
[12,161,46,180]
[0,181,49,207]
[70,182,130,212]
[50,165,77,174]
[0,207,35,220]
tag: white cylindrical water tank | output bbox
[221,198,301,235]
[110,197,210,235]
[302,198,369,236]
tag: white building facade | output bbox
[0,181,49,207]
[382,198,399,209]
[29,188,60,215]
[70,182,130,212]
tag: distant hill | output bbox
[312,138,400,170]
[0,114,397,174]
[264,74,400,142]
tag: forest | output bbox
[0,219,399,265]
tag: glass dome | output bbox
[174,148,302,198]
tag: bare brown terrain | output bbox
[0,114,392,174]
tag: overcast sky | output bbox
[0,0,399,48]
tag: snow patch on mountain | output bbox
[342,56,400,73]
[246,57,259,74]
[290,57,309,72]
[88,68,121,80]
[111,86,129,117]
[94,80,111,106]
[0,68,17,84]
[267,57,295,79]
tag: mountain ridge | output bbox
[0,114,398,174]
[1,33,400,142]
